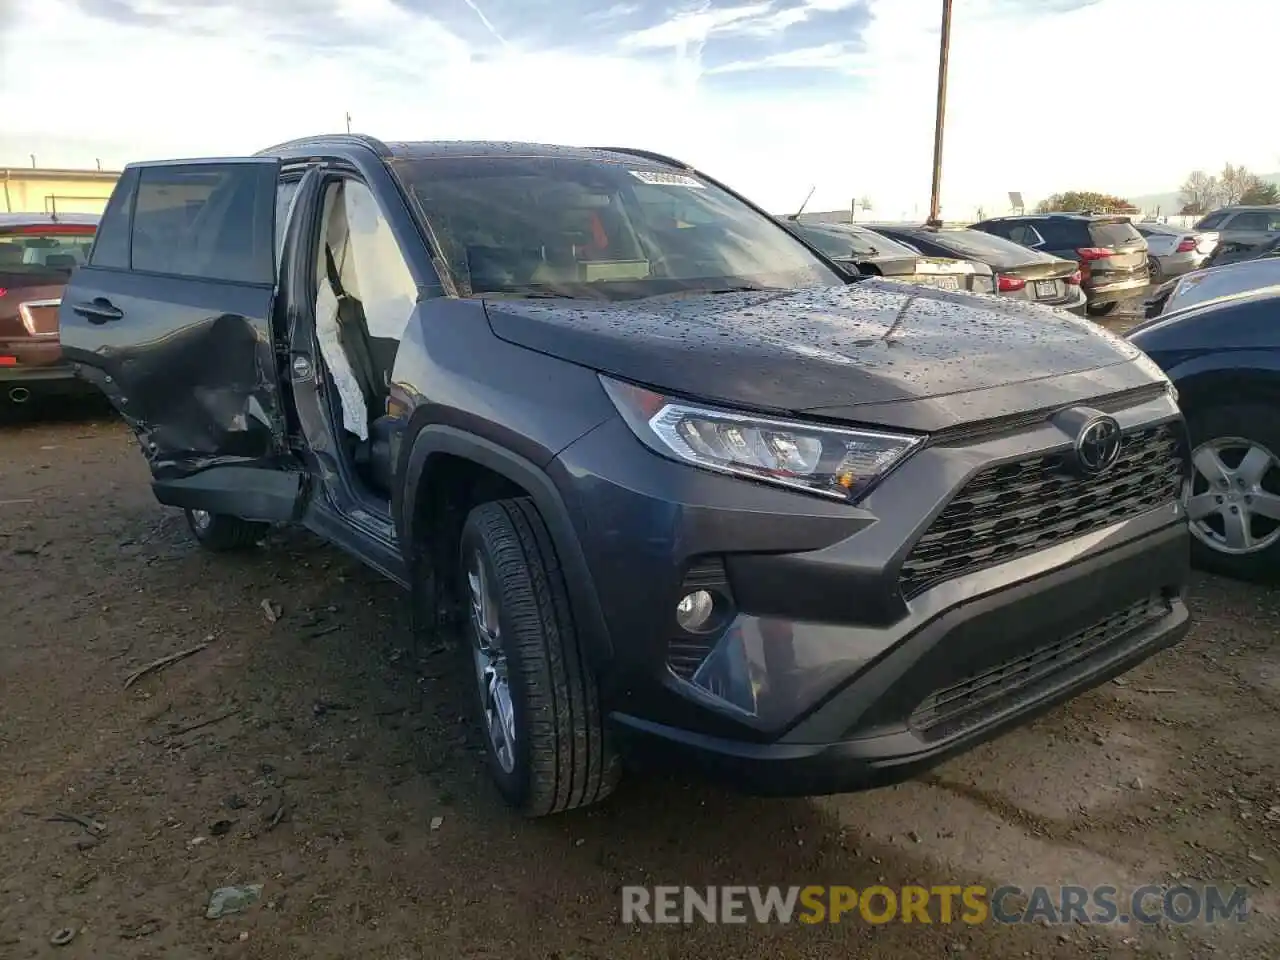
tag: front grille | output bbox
[899,422,1184,598]
[909,592,1171,741]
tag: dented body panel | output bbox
[60,268,286,478]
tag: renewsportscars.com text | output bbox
[621,884,1250,926]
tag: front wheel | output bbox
[184,509,269,551]
[1147,257,1161,282]
[459,498,620,817]
[1184,403,1280,581]
[1086,301,1119,317]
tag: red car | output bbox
[1,212,100,405]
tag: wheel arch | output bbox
[397,424,614,664]
[1169,360,1280,415]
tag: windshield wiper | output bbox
[702,284,780,295]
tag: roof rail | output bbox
[592,146,690,169]
[254,133,391,158]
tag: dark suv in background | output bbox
[972,213,1149,316]
[60,136,1191,818]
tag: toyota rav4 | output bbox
[61,136,1192,817]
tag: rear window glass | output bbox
[1089,220,1143,247]
[921,228,1057,264]
[795,223,918,259]
[0,224,96,275]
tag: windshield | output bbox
[0,224,96,277]
[396,156,844,299]
[794,222,919,260]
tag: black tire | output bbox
[184,509,268,552]
[1185,402,1280,582]
[1086,300,1119,317]
[1147,257,1161,283]
[458,498,620,817]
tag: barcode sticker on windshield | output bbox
[630,170,705,188]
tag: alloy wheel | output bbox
[190,509,213,531]
[1185,437,1280,555]
[467,551,517,773]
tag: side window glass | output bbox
[275,179,301,261]
[1228,212,1266,231]
[131,162,276,284]
[89,168,138,269]
[1036,221,1079,248]
[1007,225,1042,246]
[341,180,418,342]
[1196,211,1227,229]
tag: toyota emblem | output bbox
[1074,416,1123,475]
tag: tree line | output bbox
[1179,164,1278,214]
[1031,164,1279,218]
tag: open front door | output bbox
[60,158,306,522]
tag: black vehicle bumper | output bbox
[611,523,1189,796]
[0,362,94,398]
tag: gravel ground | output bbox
[2,305,1276,959]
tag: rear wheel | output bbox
[1184,403,1280,581]
[459,498,620,817]
[1086,301,1119,317]
[184,509,269,551]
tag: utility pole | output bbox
[345,112,352,133]
[927,0,953,226]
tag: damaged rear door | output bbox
[60,158,305,521]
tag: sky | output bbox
[2,0,1278,219]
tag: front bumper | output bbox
[554,390,1190,794]
[612,524,1188,795]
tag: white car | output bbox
[1134,222,1218,282]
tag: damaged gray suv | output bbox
[61,136,1192,817]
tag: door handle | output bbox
[73,298,124,324]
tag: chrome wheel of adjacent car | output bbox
[467,549,517,774]
[189,509,213,531]
[1185,436,1280,555]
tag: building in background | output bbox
[1,167,121,215]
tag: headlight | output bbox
[600,376,923,503]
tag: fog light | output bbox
[676,589,715,633]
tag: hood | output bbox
[483,280,1158,433]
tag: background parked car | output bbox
[1145,254,1280,318]
[0,212,99,406]
[970,213,1148,316]
[1128,289,1280,581]
[778,218,995,293]
[1133,221,1217,282]
[867,222,1086,314]
[1193,205,1280,266]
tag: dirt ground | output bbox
[2,351,1278,958]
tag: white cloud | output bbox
[1,0,1277,220]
